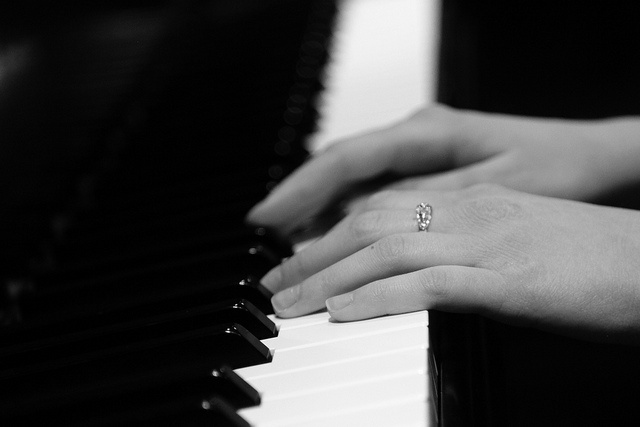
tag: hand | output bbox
[247,105,640,237]
[261,184,640,345]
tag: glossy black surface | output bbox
[1,299,277,369]
[435,2,640,425]
[0,0,336,425]
[3,365,258,426]
[0,323,271,403]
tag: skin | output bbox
[246,104,640,345]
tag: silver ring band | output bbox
[415,203,432,232]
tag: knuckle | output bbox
[416,268,450,302]
[369,280,390,302]
[454,193,525,232]
[372,234,407,266]
[368,280,405,315]
[315,270,337,296]
[348,211,385,243]
[279,254,309,283]
[463,182,505,196]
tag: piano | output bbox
[3,0,640,426]
[1,0,433,425]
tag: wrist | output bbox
[588,117,640,192]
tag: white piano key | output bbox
[236,312,432,426]
[265,310,428,352]
[277,398,430,427]
[267,311,331,331]
[236,315,428,379]
[238,371,429,427]
[251,346,427,401]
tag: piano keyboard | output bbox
[235,310,430,427]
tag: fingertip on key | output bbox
[272,285,300,316]
[326,293,354,314]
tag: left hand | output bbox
[246,106,640,239]
[260,184,640,345]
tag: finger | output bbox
[245,129,397,233]
[383,155,513,192]
[326,265,506,322]
[261,209,425,293]
[263,191,455,294]
[271,233,476,318]
[245,115,457,234]
[342,188,443,218]
[347,189,456,214]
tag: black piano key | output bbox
[0,2,337,426]
[213,276,276,315]
[110,397,252,427]
[22,242,278,322]
[204,396,254,427]
[43,230,277,281]
[18,263,276,325]
[209,365,262,409]
[0,298,277,369]
[7,275,274,333]
[2,365,259,426]
[5,395,252,427]
[0,323,271,404]
[75,396,251,427]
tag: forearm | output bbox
[449,109,640,202]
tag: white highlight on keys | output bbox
[235,311,431,427]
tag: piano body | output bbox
[3,0,640,426]
[434,1,640,425]
[2,0,433,425]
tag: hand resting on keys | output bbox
[246,104,640,345]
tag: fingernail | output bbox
[326,293,354,313]
[272,285,300,314]
[260,265,282,292]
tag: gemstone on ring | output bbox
[415,203,432,232]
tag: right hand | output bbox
[261,184,640,345]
